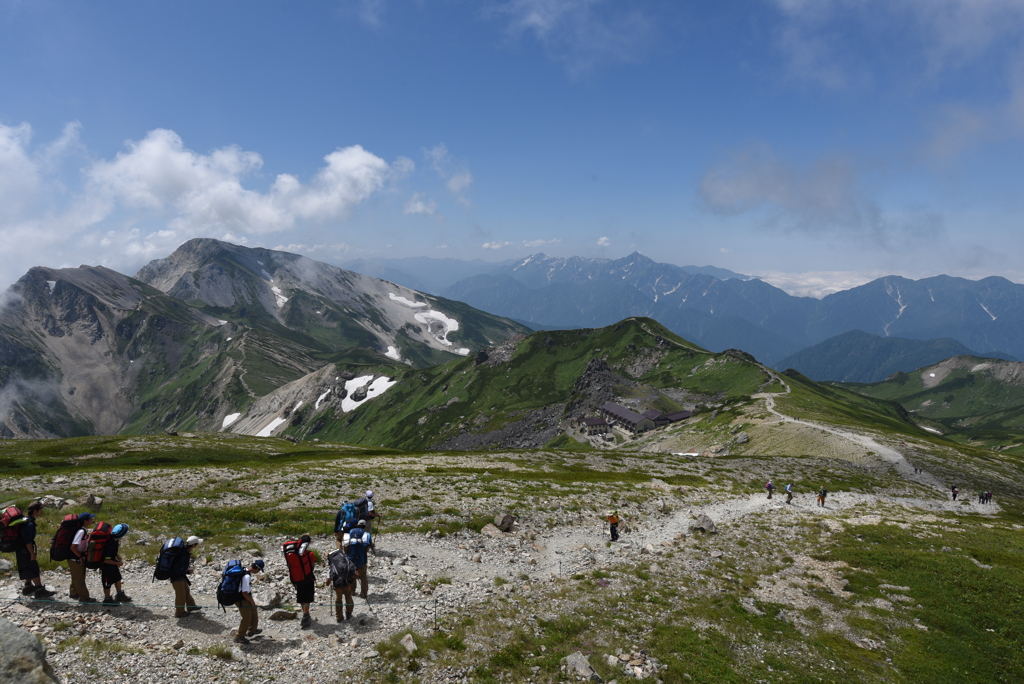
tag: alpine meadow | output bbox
[3,3,1024,684]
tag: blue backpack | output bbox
[153,537,185,581]
[336,502,357,532]
[216,560,249,610]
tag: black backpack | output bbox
[328,549,356,588]
[353,496,369,520]
[153,537,186,581]
[216,560,249,610]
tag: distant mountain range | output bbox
[777,330,1016,383]
[0,239,526,438]
[417,252,1024,369]
[340,254,751,296]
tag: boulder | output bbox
[734,431,749,445]
[560,651,602,682]
[691,513,717,534]
[0,559,12,572]
[84,494,103,510]
[351,385,368,402]
[493,513,515,532]
[480,523,503,538]
[269,610,298,621]
[38,496,66,510]
[0,616,60,683]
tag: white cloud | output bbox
[0,123,404,290]
[86,129,393,234]
[523,238,562,247]
[482,241,514,249]
[403,192,437,215]
[425,143,473,204]
[751,269,895,298]
[596,236,610,246]
[699,141,943,246]
[486,0,657,77]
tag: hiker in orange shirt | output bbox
[606,510,620,542]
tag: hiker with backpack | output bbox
[817,486,827,508]
[68,512,96,602]
[98,524,132,606]
[785,483,793,505]
[5,501,55,599]
[283,534,318,629]
[766,480,775,499]
[325,548,357,622]
[334,500,358,550]
[217,559,264,645]
[343,519,372,599]
[154,535,203,617]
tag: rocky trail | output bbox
[0,391,1005,684]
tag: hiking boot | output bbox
[300,614,312,629]
[175,612,193,618]
[233,636,250,645]
[337,616,344,624]
[22,584,37,595]
[34,587,55,599]
[114,592,133,603]
[102,596,119,606]
[69,592,79,599]
[247,629,263,636]
[187,605,202,612]
[78,597,97,604]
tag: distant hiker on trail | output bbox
[986,491,993,504]
[227,560,264,645]
[952,486,959,501]
[979,491,985,504]
[326,548,357,622]
[817,487,827,508]
[155,535,202,617]
[785,484,793,505]
[284,534,318,629]
[11,501,54,599]
[606,510,620,542]
[344,520,372,599]
[766,480,775,499]
[100,524,133,605]
[69,512,96,602]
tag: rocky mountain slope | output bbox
[777,329,1016,383]
[223,317,921,452]
[0,240,527,438]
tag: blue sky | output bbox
[2,0,1024,296]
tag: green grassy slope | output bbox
[296,318,777,450]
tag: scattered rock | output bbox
[399,634,417,654]
[269,610,298,621]
[734,431,749,444]
[493,513,515,532]
[116,480,145,489]
[0,559,12,572]
[84,494,103,510]
[561,651,602,682]
[0,616,60,683]
[172,639,185,650]
[480,523,503,538]
[38,495,67,510]
[691,513,717,534]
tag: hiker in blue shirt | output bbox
[343,520,372,599]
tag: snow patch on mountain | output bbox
[222,413,241,428]
[271,286,288,308]
[342,375,397,412]
[389,293,427,308]
[385,346,401,360]
[256,416,287,437]
[414,310,459,346]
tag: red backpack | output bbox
[85,522,112,569]
[50,514,84,562]
[0,506,25,552]
[282,540,315,582]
